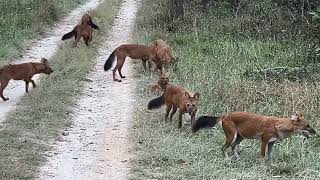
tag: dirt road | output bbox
[0,0,102,121]
[39,0,138,179]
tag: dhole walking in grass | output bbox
[193,111,316,159]
[148,84,200,129]
[62,14,99,47]
[0,58,53,101]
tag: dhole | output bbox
[0,58,53,101]
[103,44,157,82]
[62,14,99,47]
[149,68,170,94]
[148,85,200,129]
[193,111,316,159]
[153,39,176,69]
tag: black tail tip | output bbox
[192,116,219,133]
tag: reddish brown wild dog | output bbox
[193,111,316,159]
[62,14,99,47]
[104,44,157,82]
[153,39,176,69]
[148,84,200,129]
[0,58,53,101]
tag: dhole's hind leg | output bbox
[169,106,177,122]
[0,79,10,101]
[267,141,275,160]
[222,122,238,158]
[165,103,172,123]
[74,34,81,47]
[141,59,147,71]
[118,63,126,79]
[113,56,125,82]
[231,135,243,159]
[84,37,90,46]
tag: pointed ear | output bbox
[185,92,191,98]
[194,93,200,100]
[41,58,48,64]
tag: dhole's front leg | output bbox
[0,79,10,101]
[178,111,183,128]
[25,80,29,93]
[169,106,177,122]
[260,140,268,158]
[31,79,36,88]
[165,103,172,123]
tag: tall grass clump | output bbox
[129,0,320,179]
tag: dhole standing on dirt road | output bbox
[62,14,99,47]
[0,58,53,101]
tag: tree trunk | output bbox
[174,0,184,17]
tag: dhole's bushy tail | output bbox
[192,116,222,133]
[62,28,75,40]
[148,94,165,109]
[104,50,116,71]
[89,18,99,30]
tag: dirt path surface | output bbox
[38,0,138,179]
[0,0,102,121]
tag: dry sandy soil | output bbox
[38,0,138,179]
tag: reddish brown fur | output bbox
[149,69,169,94]
[74,25,93,47]
[0,58,53,101]
[163,85,199,128]
[153,39,176,69]
[219,111,316,159]
[112,44,157,81]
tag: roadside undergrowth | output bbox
[129,0,320,179]
[0,0,121,179]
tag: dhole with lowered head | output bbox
[0,58,53,101]
[193,111,316,159]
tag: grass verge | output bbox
[0,0,121,179]
[0,0,87,65]
[129,0,320,179]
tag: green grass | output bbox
[0,0,121,179]
[0,0,85,64]
[129,0,320,179]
